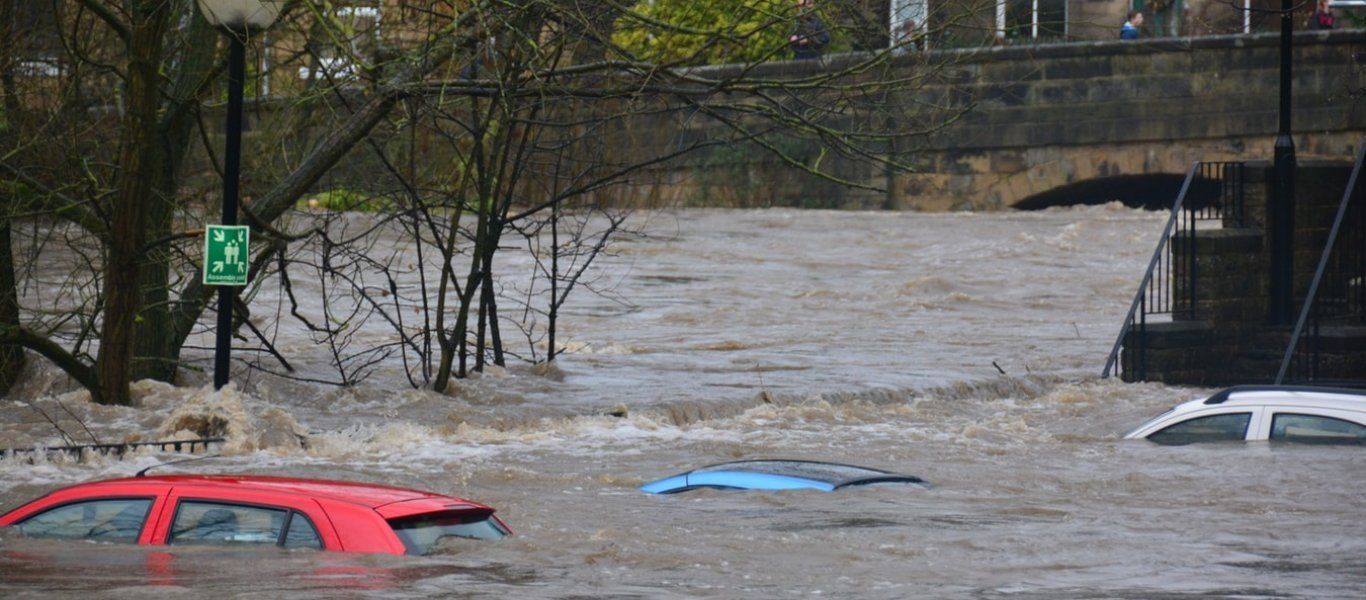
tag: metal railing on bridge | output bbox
[1102,161,1246,381]
[1276,144,1366,384]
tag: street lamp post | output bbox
[1270,0,1296,325]
[198,0,282,389]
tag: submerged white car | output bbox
[1124,386,1366,445]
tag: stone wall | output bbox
[210,31,1366,214]
[666,30,1366,211]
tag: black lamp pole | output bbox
[214,32,246,389]
[1270,0,1296,325]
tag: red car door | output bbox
[0,481,173,545]
[149,485,341,551]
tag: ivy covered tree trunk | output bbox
[95,2,172,406]
[1,0,24,395]
[130,15,219,384]
[128,184,180,384]
[0,220,22,395]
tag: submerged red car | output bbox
[0,474,509,555]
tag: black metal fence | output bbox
[1277,145,1366,384]
[0,438,223,461]
[1102,161,1246,380]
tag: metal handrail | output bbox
[1275,142,1366,384]
[1103,162,1200,378]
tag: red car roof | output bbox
[75,475,485,510]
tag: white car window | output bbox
[1270,413,1366,445]
[1148,413,1251,445]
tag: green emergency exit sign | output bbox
[203,225,250,286]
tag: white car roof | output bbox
[1125,385,1366,440]
[1193,385,1366,412]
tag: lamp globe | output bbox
[197,0,283,31]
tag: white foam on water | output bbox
[5,208,1361,598]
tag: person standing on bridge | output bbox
[1121,10,1143,40]
[1309,0,1336,30]
[893,18,922,56]
[790,0,832,60]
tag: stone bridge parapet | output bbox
[666,30,1366,211]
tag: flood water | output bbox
[3,207,1364,598]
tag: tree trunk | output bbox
[0,0,15,122]
[482,225,505,367]
[547,203,559,362]
[0,220,22,395]
[131,15,219,384]
[474,283,487,372]
[95,2,171,406]
[128,184,178,383]
[0,0,23,394]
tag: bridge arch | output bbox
[1011,173,1213,211]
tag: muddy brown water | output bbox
[2,207,1363,598]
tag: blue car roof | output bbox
[639,460,929,494]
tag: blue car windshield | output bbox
[692,461,889,485]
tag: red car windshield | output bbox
[388,512,509,555]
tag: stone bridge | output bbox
[665,30,1366,211]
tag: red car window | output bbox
[388,511,510,555]
[14,498,153,543]
[169,501,287,546]
[283,512,324,550]
[154,487,338,551]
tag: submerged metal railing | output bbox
[1102,161,1246,380]
[1276,144,1366,384]
[1,438,223,460]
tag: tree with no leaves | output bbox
[0,0,981,404]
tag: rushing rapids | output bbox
[3,207,1364,597]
